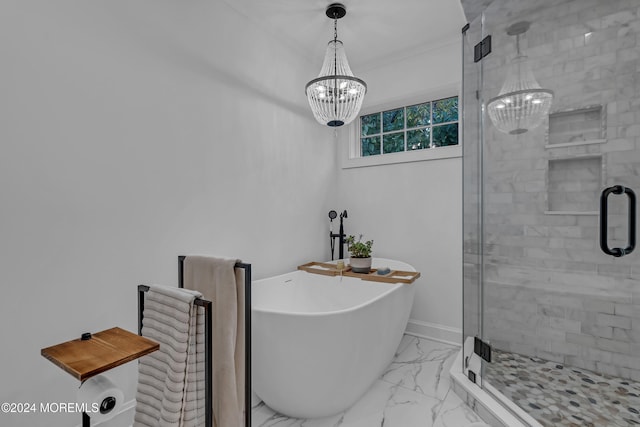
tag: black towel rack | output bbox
[138,256,252,427]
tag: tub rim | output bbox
[251,257,416,317]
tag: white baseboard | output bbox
[405,319,462,346]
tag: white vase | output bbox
[349,257,372,273]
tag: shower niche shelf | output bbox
[545,105,605,148]
[545,156,602,215]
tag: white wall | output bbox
[0,1,334,426]
[336,39,464,343]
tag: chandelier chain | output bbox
[333,14,338,115]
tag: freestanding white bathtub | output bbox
[252,258,417,419]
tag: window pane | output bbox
[361,136,381,156]
[432,123,459,147]
[407,128,431,150]
[432,96,458,124]
[383,132,405,154]
[406,103,431,128]
[361,113,380,136]
[383,108,404,132]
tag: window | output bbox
[359,96,459,157]
[342,87,462,169]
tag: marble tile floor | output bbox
[251,335,484,427]
[485,349,640,427]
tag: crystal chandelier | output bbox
[305,3,367,127]
[487,21,553,135]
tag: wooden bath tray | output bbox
[343,269,420,284]
[297,262,420,284]
[298,262,350,276]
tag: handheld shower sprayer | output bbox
[329,210,337,230]
[328,210,338,258]
[328,210,348,260]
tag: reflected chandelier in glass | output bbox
[305,3,367,127]
[487,21,553,135]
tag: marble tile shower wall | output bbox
[469,0,640,381]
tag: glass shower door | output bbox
[464,0,640,424]
[461,10,484,376]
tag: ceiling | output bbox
[222,0,468,71]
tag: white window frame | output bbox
[341,84,462,169]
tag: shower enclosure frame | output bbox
[461,0,640,425]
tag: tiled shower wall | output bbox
[463,0,640,381]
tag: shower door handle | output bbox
[599,185,636,257]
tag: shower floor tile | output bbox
[251,335,482,427]
[485,349,640,427]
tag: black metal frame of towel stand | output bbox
[136,257,251,427]
[179,256,252,427]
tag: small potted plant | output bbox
[346,234,374,273]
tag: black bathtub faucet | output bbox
[328,210,348,260]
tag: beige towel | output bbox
[134,285,205,427]
[183,256,245,427]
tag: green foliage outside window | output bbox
[407,103,431,128]
[432,97,458,124]
[407,128,430,150]
[359,96,458,157]
[361,113,380,136]
[383,108,404,132]
[383,132,404,153]
[432,123,459,147]
[362,136,381,156]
